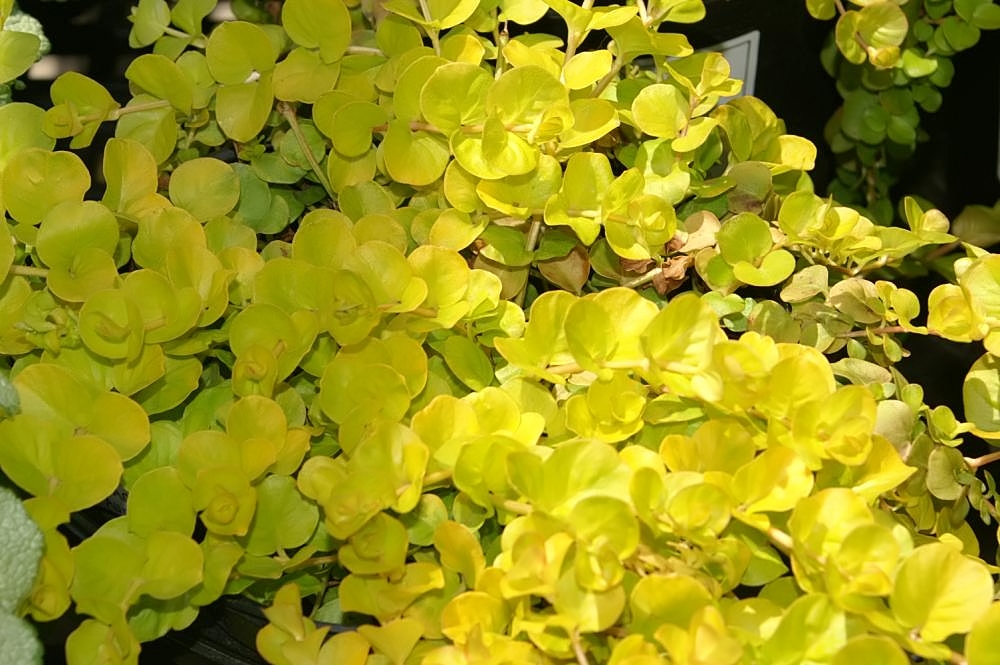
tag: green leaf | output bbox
[487,65,571,139]
[126,357,196,417]
[761,594,847,663]
[629,573,713,638]
[384,0,479,29]
[36,201,119,271]
[5,362,149,462]
[101,138,161,217]
[857,2,908,49]
[240,475,319,557]
[941,15,981,50]
[380,120,450,187]
[230,304,318,393]
[606,17,693,62]
[170,0,215,35]
[833,635,908,665]
[0,29,39,82]
[733,249,796,287]
[972,2,1000,29]
[806,0,836,20]
[127,467,195,538]
[129,0,171,47]
[964,353,1000,438]
[560,98,620,149]
[434,520,486,584]
[440,591,509,645]
[926,446,966,501]
[318,356,410,427]
[47,248,120,304]
[205,21,278,85]
[339,512,408,575]
[966,602,1000,665]
[451,118,538,180]
[215,75,274,143]
[400,494,448,547]
[140,531,204,599]
[544,152,613,244]
[319,101,386,158]
[272,46,341,103]
[717,213,772,265]
[563,50,613,89]
[0,424,123,513]
[2,149,90,225]
[169,157,240,221]
[891,542,993,642]
[282,0,351,61]
[631,83,688,139]
[835,11,866,64]
[437,334,494,391]
[114,93,177,163]
[900,48,938,78]
[420,62,491,132]
[78,288,145,361]
[125,54,194,113]
[0,103,54,171]
[643,292,720,375]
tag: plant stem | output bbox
[620,266,662,289]
[276,102,337,202]
[416,0,442,54]
[836,325,942,339]
[345,45,384,56]
[923,240,961,263]
[308,566,336,619]
[593,55,626,97]
[765,526,794,555]
[635,0,649,23]
[966,450,1000,470]
[547,358,650,375]
[9,265,49,278]
[494,19,509,77]
[102,99,173,122]
[561,0,595,66]
[286,555,339,574]
[493,496,532,515]
[161,25,207,48]
[515,219,543,308]
[571,629,591,665]
[424,469,452,486]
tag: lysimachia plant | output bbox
[805,0,1000,224]
[3,0,1000,663]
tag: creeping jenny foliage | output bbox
[3,0,1000,664]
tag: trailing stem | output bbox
[276,102,337,202]
[9,265,49,278]
[966,450,1000,470]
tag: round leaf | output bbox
[36,201,119,269]
[632,83,688,139]
[282,0,352,62]
[169,157,240,221]
[2,149,90,225]
[205,21,278,85]
[891,542,993,642]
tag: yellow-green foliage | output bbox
[2,0,1000,664]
